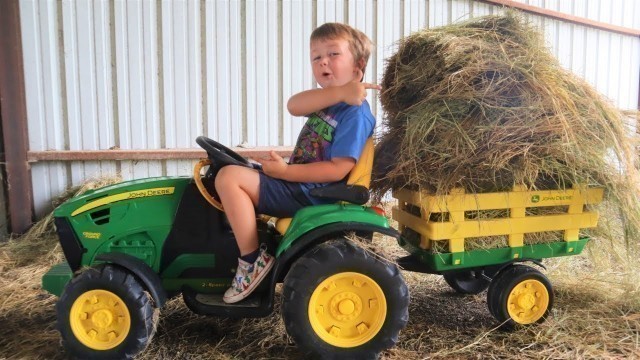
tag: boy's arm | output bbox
[258,152,355,183]
[287,87,343,117]
[287,74,381,116]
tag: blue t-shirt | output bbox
[290,100,376,204]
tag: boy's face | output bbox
[310,37,361,88]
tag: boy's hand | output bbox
[340,69,382,106]
[257,151,288,179]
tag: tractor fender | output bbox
[95,253,167,308]
[484,258,546,281]
[271,222,400,284]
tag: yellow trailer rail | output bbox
[392,185,604,271]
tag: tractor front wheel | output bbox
[56,264,159,359]
[282,239,409,360]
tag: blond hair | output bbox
[310,23,372,75]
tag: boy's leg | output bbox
[214,165,275,303]
[214,165,260,255]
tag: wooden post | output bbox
[564,185,584,249]
[0,0,33,234]
[508,185,527,249]
[447,188,466,260]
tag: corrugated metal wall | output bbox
[19,0,640,217]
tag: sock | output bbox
[240,248,259,263]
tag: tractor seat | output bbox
[274,137,374,234]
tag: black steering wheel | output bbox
[196,136,251,168]
[194,136,253,211]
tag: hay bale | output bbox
[373,12,640,246]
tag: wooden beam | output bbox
[0,0,33,234]
[477,0,640,37]
[27,147,294,162]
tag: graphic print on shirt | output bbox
[290,110,337,164]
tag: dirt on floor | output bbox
[0,226,639,359]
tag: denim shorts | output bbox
[256,172,314,218]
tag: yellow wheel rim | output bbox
[507,279,549,324]
[69,290,131,350]
[308,272,387,348]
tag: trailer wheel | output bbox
[282,239,409,360]
[443,270,490,294]
[56,265,159,359]
[487,264,553,329]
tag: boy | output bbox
[216,23,380,303]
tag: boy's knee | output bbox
[215,165,260,197]
[215,165,254,191]
[215,166,235,191]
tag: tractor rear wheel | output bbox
[56,264,159,359]
[282,239,409,360]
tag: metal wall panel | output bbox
[115,0,162,179]
[512,0,640,110]
[282,0,314,145]
[246,0,280,146]
[19,0,640,217]
[375,0,401,136]
[161,0,202,176]
[205,0,243,151]
[20,0,68,217]
[348,0,375,114]
[318,0,345,24]
[64,0,117,186]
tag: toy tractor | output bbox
[42,135,603,359]
[42,136,409,360]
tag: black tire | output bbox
[56,264,159,359]
[443,270,490,294]
[282,239,409,360]
[486,273,500,319]
[486,264,553,330]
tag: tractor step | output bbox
[194,293,262,307]
[182,287,274,318]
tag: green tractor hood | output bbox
[52,176,191,274]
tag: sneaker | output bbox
[223,245,275,304]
